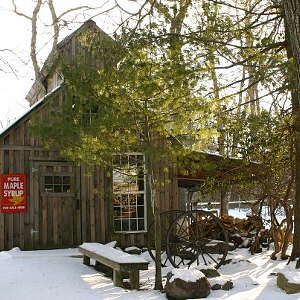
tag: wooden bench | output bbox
[78,243,149,289]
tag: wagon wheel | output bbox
[166,210,229,269]
[147,210,185,266]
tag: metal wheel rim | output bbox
[166,210,229,269]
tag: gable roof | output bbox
[25,19,111,105]
[1,20,109,138]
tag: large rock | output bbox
[277,272,300,294]
[164,269,211,299]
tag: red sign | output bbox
[0,174,27,213]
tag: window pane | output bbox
[62,185,71,193]
[137,206,144,218]
[113,194,122,206]
[122,219,129,231]
[63,176,70,184]
[129,155,137,167]
[54,185,62,193]
[121,194,128,206]
[128,177,137,192]
[54,176,62,184]
[45,176,53,184]
[130,219,137,231]
[138,179,144,191]
[45,185,53,192]
[137,194,144,205]
[129,194,136,205]
[113,207,121,217]
[113,194,128,206]
[120,155,128,168]
[46,166,54,172]
[129,206,137,218]
[136,155,144,167]
[138,219,145,231]
[122,206,131,218]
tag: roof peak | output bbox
[25,20,109,105]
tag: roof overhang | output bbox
[177,151,261,188]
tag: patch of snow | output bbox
[9,247,21,252]
[105,241,117,248]
[169,268,205,283]
[125,246,140,251]
[140,250,153,263]
[0,251,12,260]
[209,276,230,286]
[281,271,300,284]
[193,263,217,270]
[0,245,300,299]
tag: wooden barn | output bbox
[0,20,248,252]
[0,20,184,251]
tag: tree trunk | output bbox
[148,168,163,290]
[220,188,229,216]
[283,1,300,262]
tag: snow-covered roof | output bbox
[0,85,62,138]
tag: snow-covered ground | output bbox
[0,246,299,300]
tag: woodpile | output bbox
[219,215,268,254]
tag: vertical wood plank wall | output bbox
[0,111,179,250]
[0,23,180,251]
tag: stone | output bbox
[124,246,142,255]
[211,283,222,290]
[277,273,300,294]
[209,277,233,291]
[200,268,220,278]
[164,270,211,299]
[222,281,234,290]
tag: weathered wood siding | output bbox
[0,102,179,250]
[0,20,179,250]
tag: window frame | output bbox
[112,153,147,233]
[42,171,74,197]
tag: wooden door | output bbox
[34,162,80,248]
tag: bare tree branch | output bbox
[30,0,43,77]
[11,0,31,20]
[47,0,59,49]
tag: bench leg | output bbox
[83,255,90,266]
[113,270,123,287]
[129,270,140,290]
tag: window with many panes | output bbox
[44,175,72,193]
[113,153,146,232]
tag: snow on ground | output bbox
[0,246,299,300]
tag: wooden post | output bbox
[113,270,123,287]
[83,255,90,266]
[129,270,140,290]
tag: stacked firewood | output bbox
[219,215,268,253]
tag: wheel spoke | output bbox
[202,249,219,264]
[200,252,208,265]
